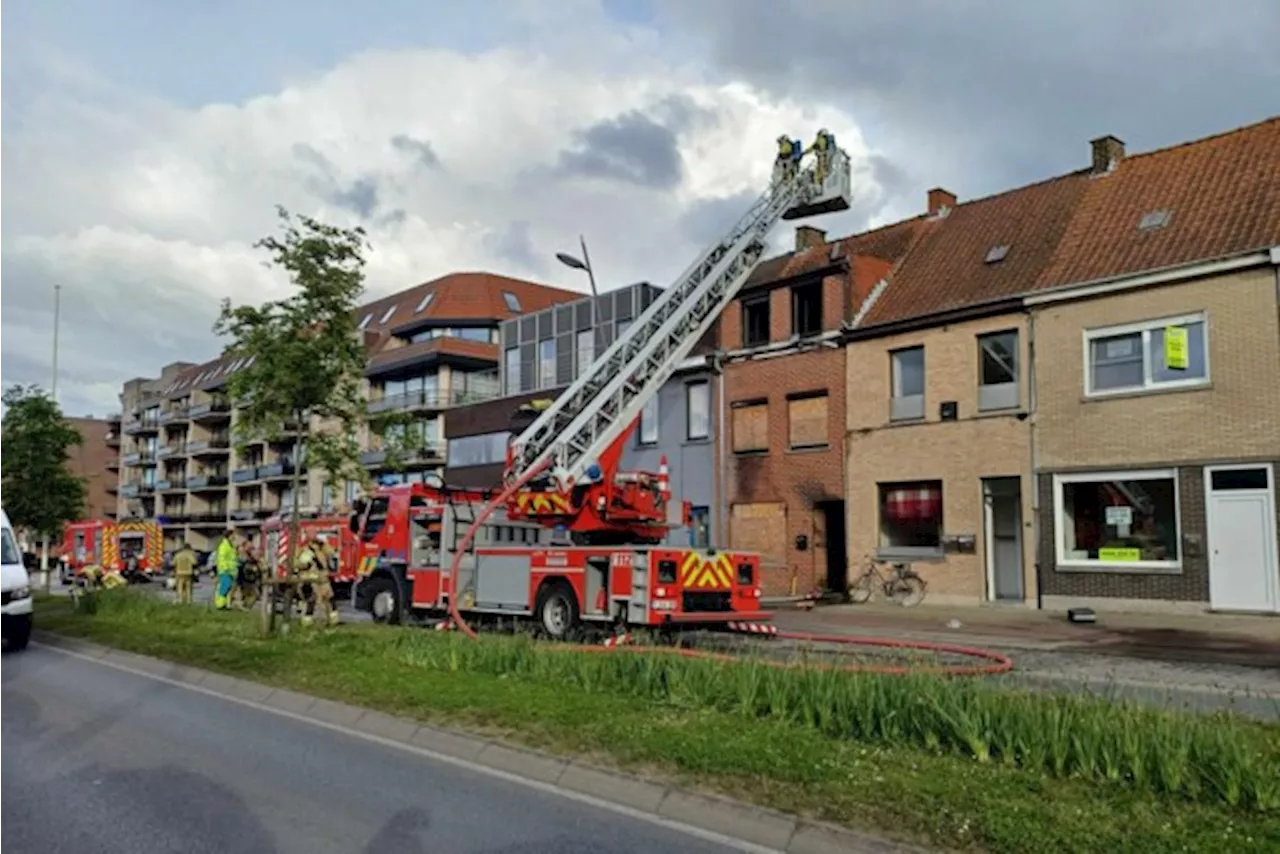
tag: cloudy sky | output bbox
[3,0,1277,419]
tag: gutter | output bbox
[840,297,1023,343]
[1024,249,1275,306]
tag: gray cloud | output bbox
[483,220,545,276]
[677,190,758,248]
[657,0,1280,198]
[331,177,380,219]
[556,110,684,189]
[291,144,381,218]
[390,134,440,169]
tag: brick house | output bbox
[719,221,919,596]
[842,175,1087,605]
[1028,119,1280,614]
[65,417,120,521]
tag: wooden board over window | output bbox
[732,402,769,453]
[788,394,828,449]
[731,502,787,569]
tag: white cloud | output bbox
[1,13,887,418]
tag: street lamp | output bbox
[555,234,599,299]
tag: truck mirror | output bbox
[348,514,360,534]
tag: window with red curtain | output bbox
[879,480,944,551]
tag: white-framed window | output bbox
[1053,469,1181,572]
[415,292,435,313]
[357,313,373,330]
[379,304,398,325]
[575,329,594,378]
[638,395,659,445]
[504,348,521,395]
[890,346,925,421]
[502,291,522,312]
[977,330,1019,411]
[538,339,556,389]
[1084,313,1208,397]
[686,381,710,440]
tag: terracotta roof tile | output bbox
[859,172,1089,326]
[356,272,584,332]
[744,218,924,292]
[1037,116,1280,289]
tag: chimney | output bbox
[927,187,956,217]
[795,225,827,252]
[1090,135,1125,174]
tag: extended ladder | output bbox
[507,142,853,493]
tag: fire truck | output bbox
[260,510,375,596]
[352,138,853,639]
[61,519,164,582]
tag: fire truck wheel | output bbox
[536,581,579,641]
[366,575,402,625]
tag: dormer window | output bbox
[416,292,435,312]
[358,313,373,330]
[379,304,398,324]
[502,291,521,312]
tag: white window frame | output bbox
[638,396,659,445]
[1052,468,1183,573]
[889,346,925,421]
[1082,312,1210,398]
[379,304,398,325]
[538,339,556,389]
[686,381,711,441]
[357,313,373,330]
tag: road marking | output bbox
[34,642,788,854]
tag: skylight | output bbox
[358,313,373,330]
[1138,209,1172,231]
[379,304,398,325]
[416,291,435,313]
[984,245,1010,264]
[243,356,256,369]
[502,291,522,312]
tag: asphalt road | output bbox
[2,645,753,854]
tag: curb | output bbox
[31,631,929,854]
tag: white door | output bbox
[1205,465,1279,613]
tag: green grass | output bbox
[36,592,1280,853]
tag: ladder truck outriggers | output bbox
[351,136,853,639]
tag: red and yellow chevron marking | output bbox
[356,555,377,577]
[102,528,119,570]
[108,520,162,570]
[514,492,572,515]
[678,552,734,589]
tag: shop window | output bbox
[1054,470,1180,570]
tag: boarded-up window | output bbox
[788,393,828,449]
[731,502,787,570]
[732,402,768,453]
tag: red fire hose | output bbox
[444,464,1013,676]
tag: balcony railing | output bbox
[187,474,229,490]
[121,483,140,498]
[256,460,305,480]
[159,406,190,424]
[123,418,160,435]
[157,478,188,492]
[160,513,190,525]
[368,386,501,415]
[189,512,229,525]
[122,451,156,466]
[187,436,231,454]
[156,443,188,459]
[188,400,232,420]
[361,443,446,469]
[231,466,260,484]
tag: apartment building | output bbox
[65,416,120,520]
[1028,120,1280,615]
[443,282,721,547]
[718,221,920,596]
[115,272,583,549]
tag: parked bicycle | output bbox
[848,555,927,607]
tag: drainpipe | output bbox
[713,350,728,546]
[1027,308,1043,611]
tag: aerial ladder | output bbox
[501,136,855,544]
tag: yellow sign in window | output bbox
[1099,547,1143,563]
[1164,326,1188,370]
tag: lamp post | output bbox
[556,235,602,380]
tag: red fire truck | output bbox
[260,511,364,595]
[351,135,853,638]
[61,519,164,582]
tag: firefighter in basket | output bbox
[806,128,836,186]
[773,134,802,185]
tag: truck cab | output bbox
[2,509,34,651]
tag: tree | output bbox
[1,384,88,589]
[216,206,401,631]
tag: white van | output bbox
[2,509,34,651]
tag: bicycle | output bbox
[848,555,927,607]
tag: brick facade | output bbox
[845,313,1035,605]
[66,417,118,521]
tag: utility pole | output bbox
[42,284,63,591]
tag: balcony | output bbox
[121,483,140,498]
[107,458,120,471]
[123,417,160,436]
[256,459,305,481]
[232,466,261,484]
[368,386,500,415]
[361,443,446,471]
[187,436,231,455]
[157,478,188,493]
[160,513,190,526]
[188,400,232,421]
[122,451,156,467]
[105,430,121,448]
[159,405,190,425]
[189,512,228,526]
[187,474,229,490]
[156,443,188,460]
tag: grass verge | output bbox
[35,592,1280,853]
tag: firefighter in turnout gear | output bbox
[311,534,340,626]
[807,128,836,186]
[293,534,322,626]
[172,542,197,605]
[214,529,239,609]
[774,134,802,184]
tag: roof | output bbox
[162,271,581,397]
[365,337,498,377]
[858,172,1090,326]
[857,114,1280,330]
[743,217,923,292]
[1036,116,1280,289]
